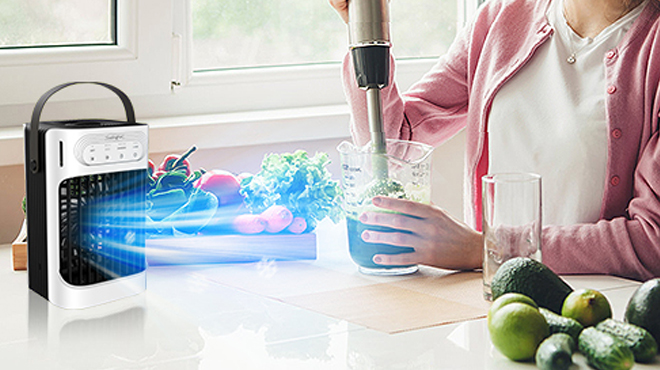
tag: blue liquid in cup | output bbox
[346,216,416,270]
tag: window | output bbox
[0,0,171,112]
[191,0,458,71]
[173,0,468,118]
[0,0,115,49]
[192,0,347,71]
[0,0,476,131]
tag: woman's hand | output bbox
[329,0,349,23]
[359,196,483,270]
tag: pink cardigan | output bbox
[342,0,660,280]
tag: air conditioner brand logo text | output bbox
[106,134,124,141]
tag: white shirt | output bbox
[487,0,646,226]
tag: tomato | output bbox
[195,170,243,206]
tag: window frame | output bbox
[0,0,172,109]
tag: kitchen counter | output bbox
[1,220,658,369]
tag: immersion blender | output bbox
[348,0,391,180]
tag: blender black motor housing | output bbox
[348,0,391,90]
[24,82,148,309]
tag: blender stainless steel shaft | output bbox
[348,0,391,180]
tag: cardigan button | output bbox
[607,85,617,94]
[612,129,622,139]
[611,176,620,186]
[606,50,616,59]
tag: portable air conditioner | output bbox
[24,82,148,309]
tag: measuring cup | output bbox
[337,139,434,275]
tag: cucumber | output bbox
[578,327,635,370]
[539,307,584,342]
[535,333,575,370]
[596,318,658,363]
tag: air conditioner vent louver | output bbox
[59,170,147,286]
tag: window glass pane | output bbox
[390,0,457,59]
[0,0,115,48]
[192,0,457,71]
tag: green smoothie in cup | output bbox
[346,215,416,271]
[347,178,420,275]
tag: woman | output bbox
[330,0,660,280]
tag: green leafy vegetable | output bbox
[239,150,343,232]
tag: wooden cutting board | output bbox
[146,232,317,266]
[11,219,27,271]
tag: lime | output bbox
[488,302,550,361]
[488,293,538,327]
[562,289,612,327]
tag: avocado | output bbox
[490,257,573,314]
[625,278,660,345]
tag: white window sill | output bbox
[0,104,352,167]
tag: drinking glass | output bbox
[482,173,542,300]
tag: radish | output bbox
[232,214,267,234]
[261,205,293,233]
[286,217,307,234]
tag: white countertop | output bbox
[1,220,658,369]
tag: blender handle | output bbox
[28,81,136,174]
